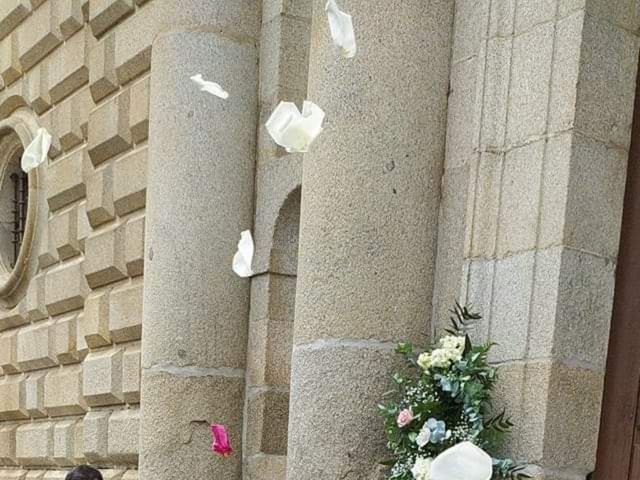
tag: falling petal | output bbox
[210,424,233,457]
[265,101,325,153]
[325,0,357,58]
[232,230,254,278]
[21,127,52,173]
[190,74,229,99]
[431,442,493,480]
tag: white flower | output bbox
[325,0,357,58]
[430,348,460,368]
[417,352,432,371]
[190,74,229,99]
[411,456,432,480]
[431,441,493,480]
[439,335,466,355]
[416,424,431,448]
[265,101,325,153]
[232,230,254,278]
[21,127,52,173]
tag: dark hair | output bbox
[65,466,103,480]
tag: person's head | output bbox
[65,466,103,480]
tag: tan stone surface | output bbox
[88,89,131,166]
[45,259,89,316]
[44,365,86,416]
[84,225,126,288]
[83,349,123,406]
[16,321,56,371]
[17,1,62,71]
[113,147,146,216]
[108,279,141,343]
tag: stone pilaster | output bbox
[286,1,454,478]
[138,5,260,480]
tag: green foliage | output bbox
[379,304,531,479]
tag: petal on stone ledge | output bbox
[232,230,255,278]
[431,442,493,480]
[325,0,357,58]
[190,74,229,99]
[21,127,52,173]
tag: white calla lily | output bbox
[430,442,493,480]
[190,74,229,99]
[265,101,325,153]
[325,0,356,58]
[232,230,255,278]
[21,127,52,173]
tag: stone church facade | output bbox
[0,0,638,479]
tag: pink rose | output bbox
[210,424,233,457]
[397,408,414,428]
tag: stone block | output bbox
[0,375,26,420]
[17,1,62,71]
[480,37,510,150]
[24,472,45,480]
[83,411,109,462]
[48,28,88,103]
[53,87,93,152]
[100,472,124,480]
[497,141,544,256]
[247,318,293,388]
[56,0,84,39]
[0,423,18,465]
[45,259,89,316]
[46,148,87,212]
[41,473,65,480]
[25,61,51,114]
[86,164,115,228]
[82,289,111,348]
[0,306,27,333]
[75,312,89,360]
[0,34,21,85]
[84,225,127,288]
[507,22,554,145]
[0,329,18,374]
[124,215,144,277]
[575,15,638,149]
[73,421,84,464]
[25,274,48,321]
[514,0,556,33]
[53,420,78,466]
[470,153,501,258]
[129,77,149,145]
[113,15,151,86]
[113,147,146,215]
[88,89,131,165]
[451,0,489,62]
[121,472,137,480]
[89,0,134,37]
[490,252,535,362]
[488,0,515,38]
[15,422,53,466]
[77,201,91,252]
[83,348,123,406]
[0,1,31,41]
[44,365,86,416]
[109,279,142,343]
[245,455,286,480]
[262,0,311,23]
[16,321,57,371]
[39,110,62,159]
[52,314,79,364]
[245,389,289,456]
[24,371,47,417]
[107,409,139,464]
[50,207,80,260]
[121,345,140,404]
[0,471,27,480]
[89,32,117,102]
[38,220,60,269]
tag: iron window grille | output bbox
[9,170,27,268]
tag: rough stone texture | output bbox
[0,1,30,42]
[24,372,46,418]
[83,411,109,463]
[0,423,18,465]
[109,279,142,343]
[52,315,79,365]
[124,215,144,277]
[89,33,117,102]
[45,259,89,316]
[121,344,140,404]
[113,148,146,216]
[53,420,78,466]
[129,77,149,144]
[90,0,135,38]
[43,365,86,417]
[17,1,62,71]
[82,289,111,348]
[83,349,123,407]
[107,408,139,464]
[16,321,56,371]
[88,89,131,166]
[86,164,115,228]
[50,207,81,260]
[0,330,18,375]
[46,148,87,212]
[48,28,88,104]
[84,225,127,288]
[15,422,53,466]
[0,375,26,421]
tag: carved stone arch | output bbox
[269,185,301,275]
[0,107,47,307]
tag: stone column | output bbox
[139,9,259,480]
[286,1,454,478]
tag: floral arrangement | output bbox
[378,304,530,480]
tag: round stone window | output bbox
[0,108,44,307]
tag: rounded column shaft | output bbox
[139,25,259,480]
[287,1,454,477]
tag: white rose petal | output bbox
[265,101,325,153]
[430,442,493,480]
[232,230,255,278]
[21,127,52,173]
[325,0,357,58]
[411,457,432,480]
[416,424,431,448]
[190,74,229,99]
